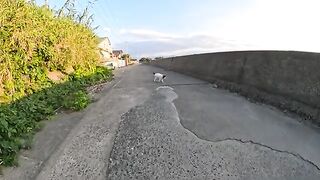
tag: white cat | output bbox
[153,72,167,83]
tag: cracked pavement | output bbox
[107,65,320,179]
[2,64,320,179]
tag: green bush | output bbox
[0,0,113,166]
[62,90,90,111]
[0,67,113,166]
[0,0,99,103]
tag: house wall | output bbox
[149,51,320,125]
[100,50,112,59]
[118,60,126,67]
[98,40,112,52]
[99,39,113,60]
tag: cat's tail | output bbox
[153,72,155,75]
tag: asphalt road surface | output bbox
[107,64,320,180]
[3,64,320,180]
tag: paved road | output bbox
[3,64,320,180]
[107,64,320,179]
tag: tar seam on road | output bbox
[178,120,320,171]
[164,84,320,171]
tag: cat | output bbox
[153,72,167,83]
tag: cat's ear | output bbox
[163,75,166,78]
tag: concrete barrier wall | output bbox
[150,51,320,124]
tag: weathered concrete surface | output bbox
[2,64,320,179]
[149,51,320,124]
[108,85,320,179]
[107,65,320,179]
[35,66,153,180]
[1,66,155,180]
[1,111,85,180]
[173,80,320,169]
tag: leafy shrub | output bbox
[62,90,90,110]
[0,0,113,166]
[0,67,113,166]
[0,0,99,103]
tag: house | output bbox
[98,37,120,69]
[98,37,113,61]
[112,50,123,59]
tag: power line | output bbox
[95,3,126,44]
[104,0,123,31]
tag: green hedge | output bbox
[0,66,113,166]
[0,0,100,103]
[0,0,112,166]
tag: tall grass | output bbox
[0,0,99,103]
[0,0,111,166]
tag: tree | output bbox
[139,57,151,63]
[121,54,130,60]
[57,0,96,27]
[121,54,133,65]
[155,56,163,60]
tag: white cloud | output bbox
[215,0,320,52]
[114,29,255,58]
[113,0,320,58]
[119,28,179,41]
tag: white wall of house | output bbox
[100,50,112,59]
[118,60,126,67]
[98,37,113,61]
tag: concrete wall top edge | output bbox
[161,50,320,60]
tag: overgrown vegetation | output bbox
[139,57,152,63]
[0,0,112,166]
[0,67,112,166]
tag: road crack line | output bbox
[213,138,320,171]
[182,126,320,171]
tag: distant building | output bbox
[112,50,123,59]
[98,37,120,69]
[98,37,113,60]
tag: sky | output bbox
[36,0,320,58]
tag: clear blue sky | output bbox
[36,0,320,58]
